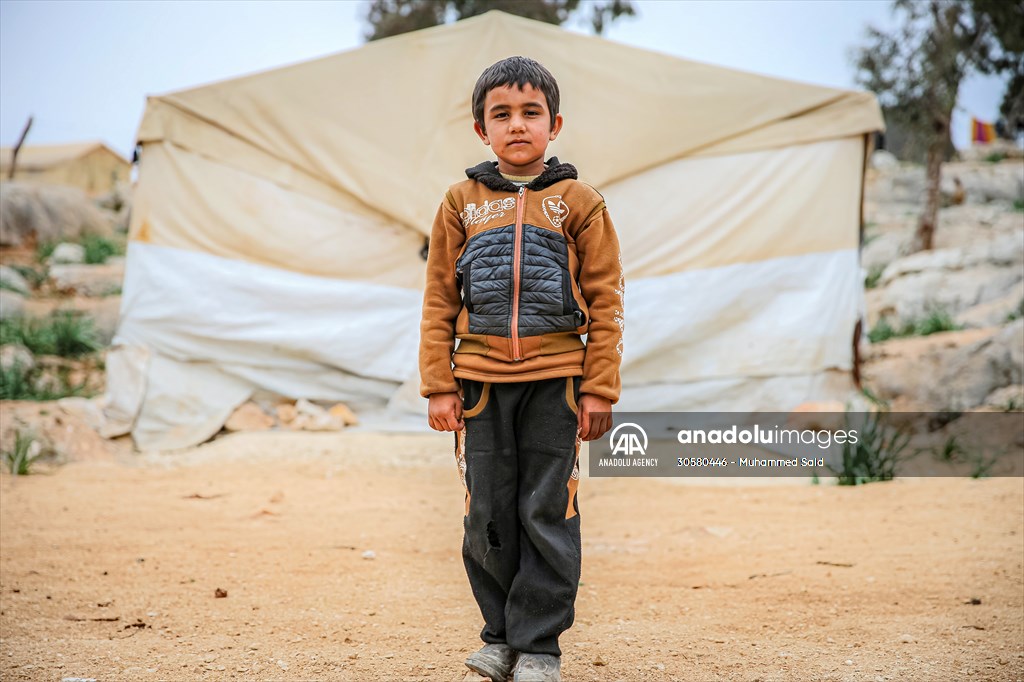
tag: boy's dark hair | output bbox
[472,56,560,130]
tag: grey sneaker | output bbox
[512,653,561,682]
[465,643,517,681]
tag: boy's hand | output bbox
[428,392,464,432]
[577,393,612,441]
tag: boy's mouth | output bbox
[508,140,530,146]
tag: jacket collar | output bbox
[465,157,578,192]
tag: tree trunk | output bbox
[914,126,946,252]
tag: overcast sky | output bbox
[0,0,1009,157]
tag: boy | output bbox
[419,56,624,682]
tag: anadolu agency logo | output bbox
[609,422,648,456]
[599,422,659,469]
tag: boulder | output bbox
[983,384,1024,410]
[0,182,114,247]
[225,402,274,432]
[0,343,35,374]
[48,262,124,296]
[0,265,30,295]
[49,242,85,265]
[941,160,1023,203]
[275,403,298,425]
[328,402,359,426]
[935,320,1023,409]
[870,150,899,170]
[861,328,997,410]
[0,289,26,317]
[869,264,1023,325]
[288,399,344,431]
[956,282,1024,328]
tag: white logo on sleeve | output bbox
[541,195,569,229]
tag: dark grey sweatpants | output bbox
[455,375,583,656]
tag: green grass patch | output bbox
[35,234,125,265]
[2,429,46,475]
[1013,199,1024,212]
[8,264,46,289]
[81,235,123,265]
[0,312,102,357]
[984,151,1008,163]
[0,361,93,401]
[868,305,962,343]
[864,263,886,289]
[35,241,57,263]
[829,409,912,485]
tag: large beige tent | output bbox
[102,11,883,450]
[1,141,130,194]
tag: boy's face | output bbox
[474,83,563,177]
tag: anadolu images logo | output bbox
[609,422,648,456]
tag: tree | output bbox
[853,0,1015,252]
[364,0,635,42]
[970,0,1024,135]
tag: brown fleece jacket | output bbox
[419,159,624,402]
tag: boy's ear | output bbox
[549,113,564,141]
[473,120,491,146]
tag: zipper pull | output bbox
[519,187,525,197]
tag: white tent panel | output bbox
[606,138,862,277]
[115,242,421,385]
[131,142,426,286]
[621,249,859,385]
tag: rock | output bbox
[1,182,114,247]
[289,399,343,431]
[956,282,1024,328]
[49,242,86,265]
[870,150,899,170]
[275,403,298,425]
[862,231,910,271]
[0,265,30,295]
[0,343,35,374]
[328,402,359,426]
[48,262,124,296]
[936,320,1024,409]
[225,402,274,432]
[983,385,1024,410]
[879,233,1023,287]
[362,550,376,560]
[861,328,997,409]
[869,264,1023,325]
[0,289,26,317]
[899,633,915,643]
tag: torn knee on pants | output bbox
[485,521,501,551]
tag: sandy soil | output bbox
[1,431,1022,682]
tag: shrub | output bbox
[912,305,961,336]
[0,312,102,357]
[0,361,92,401]
[2,430,46,475]
[864,263,886,289]
[868,304,961,343]
[830,410,913,485]
[35,241,57,263]
[81,235,123,265]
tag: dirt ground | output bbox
[0,430,1022,682]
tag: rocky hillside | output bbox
[860,156,1023,412]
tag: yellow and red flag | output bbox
[971,117,996,144]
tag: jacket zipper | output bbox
[511,187,525,361]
